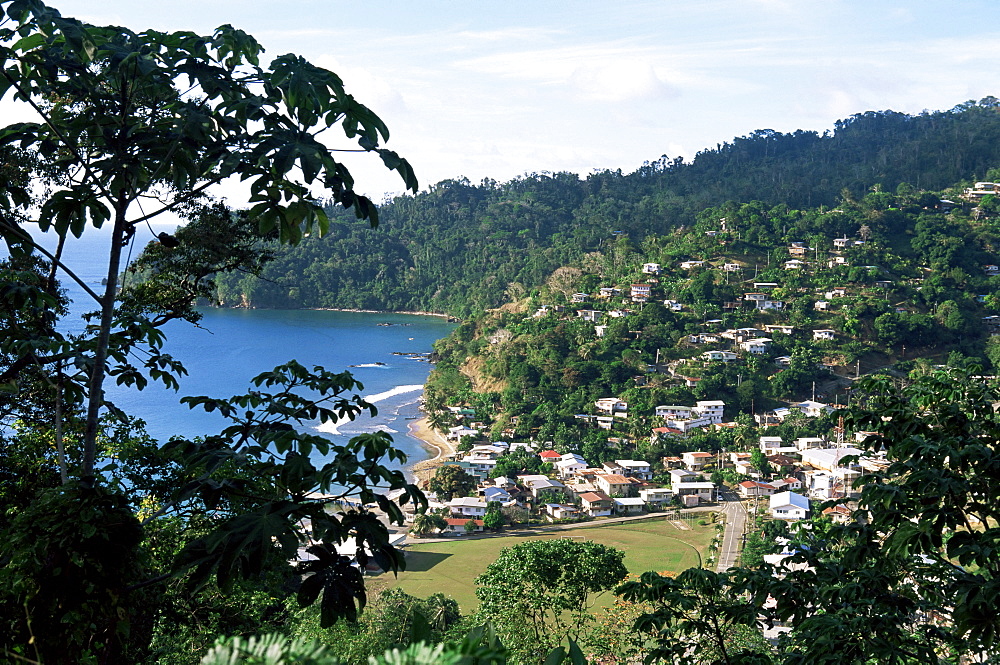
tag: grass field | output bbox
[371,515,717,613]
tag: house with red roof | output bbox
[538,449,562,462]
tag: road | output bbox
[715,486,749,571]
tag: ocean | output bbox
[8,225,455,477]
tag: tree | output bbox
[428,465,476,501]
[618,568,772,664]
[482,501,504,531]
[410,510,447,537]
[0,3,422,660]
[474,539,628,662]
[749,449,772,479]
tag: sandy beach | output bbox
[407,416,458,484]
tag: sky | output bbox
[10,1,1000,204]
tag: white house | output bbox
[740,338,772,355]
[571,293,590,303]
[615,459,653,480]
[792,400,834,418]
[577,309,603,323]
[812,329,836,341]
[673,481,716,503]
[595,397,628,414]
[679,260,705,269]
[638,487,672,506]
[695,400,726,422]
[800,447,863,472]
[642,262,661,274]
[769,491,810,520]
[631,283,652,299]
[448,497,487,517]
[702,350,738,362]
[760,436,797,455]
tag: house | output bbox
[656,405,695,419]
[696,400,726,422]
[769,491,810,520]
[614,497,646,515]
[631,283,652,299]
[598,286,621,298]
[760,436,796,455]
[571,292,590,303]
[784,259,806,270]
[615,459,653,480]
[794,437,825,451]
[458,452,499,480]
[444,518,484,535]
[638,487,672,507]
[642,262,661,274]
[595,397,628,414]
[482,486,512,504]
[964,182,1000,200]
[554,455,588,479]
[448,497,487,517]
[788,242,808,257]
[814,300,830,311]
[825,287,848,298]
[740,338,772,355]
[579,491,614,517]
[772,477,804,491]
[828,256,849,267]
[681,451,715,471]
[577,309,603,323]
[663,299,684,311]
[833,238,857,249]
[812,329,836,341]
[722,263,741,272]
[544,503,580,520]
[774,355,791,367]
[754,282,779,290]
[518,475,569,499]
[792,400,834,418]
[765,325,795,335]
[595,473,637,497]
[738,481,776,498]
[679,260,705,269]
[800,447,863,472]
[673,482,716,503]
[446,425,480,442]
[702,350,737,362]
[822,504,854,524]
[669,469,699,488]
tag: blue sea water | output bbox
[10,225,455,477]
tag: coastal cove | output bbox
[13,226,459,480]
[106,308,457,480]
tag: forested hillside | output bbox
[211,99,1000,316]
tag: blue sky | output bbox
[16,1,1000,201]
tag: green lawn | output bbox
[372,515,717,613]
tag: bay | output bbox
[8,225,455,477]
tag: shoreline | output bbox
[314,307,454,319]
[406,416,458,484]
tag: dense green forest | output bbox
[212,99,1000,317]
